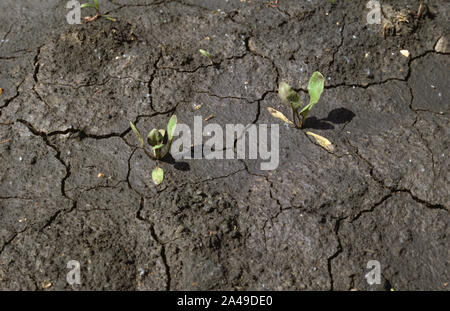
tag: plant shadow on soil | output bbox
[161,153,190,171]
[160,144,223,170]
[302,107,355,130]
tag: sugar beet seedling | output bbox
[275,72,325,129]
[269,71,335,152]
[130,115,177,185]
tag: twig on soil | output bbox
[84,12,99,23]
[267,0,278,8]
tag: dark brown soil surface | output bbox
[0,0,448,290]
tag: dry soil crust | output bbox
[0,0,449,290]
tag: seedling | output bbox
[268,71,334,152]
[130,115,177,185]
[199,49,213,65]
[199,49,211,59]
[276,71,325,129]
[81,0,116,22]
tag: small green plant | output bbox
[268,71,333,151]
[277,71,325,128]
[199,49,211,59]
[81,0,116,22]
[130,115,177,185]
[199,49,213,64]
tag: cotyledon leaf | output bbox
[267,107,293,125]
[199,49,211,58]
[306,131,334,152]
[307,71,325,108]
[278,82,302,110]
[130,121,144,148]
[167,115,177,141]
[152,167,164,185]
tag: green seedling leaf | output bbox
[148,129,161,146]
[103,15,117,22]
[94,0,99,10]
[307,72,325,108]
[152,144,164,151]
[152,167,164,185]
[299,102,313,115]
[80,3,94,8]
[167,115,177,141]
[130,121,144,148]
[278,82,291,104]
[199,49,212,58]
[299,72,325,120]
[278,82,302,110]
[158,129,168,145]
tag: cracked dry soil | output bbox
[0,0,449,291]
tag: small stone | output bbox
[42,281,52,289]
[138,267,146,277]
[175,225,185,235]
[400,50,410,58]
[435,36,450,53]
